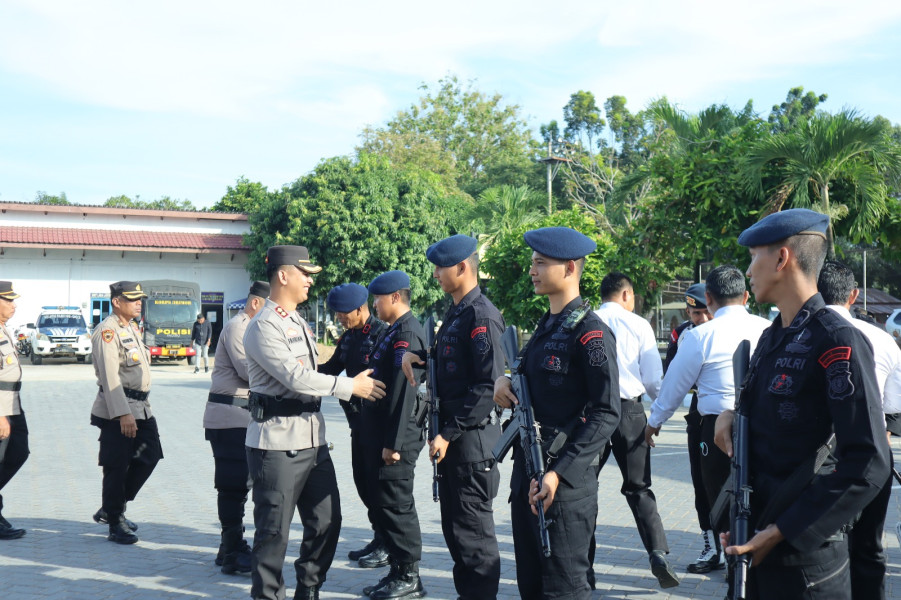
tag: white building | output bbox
[0,201,251,345]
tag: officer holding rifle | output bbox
[493,226,621,600]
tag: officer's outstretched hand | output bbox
[529,471,559,515]
[353,369,387,401]
[644,424,661,448]
[493,376,517,409]
[401,351,425,386]
[714,410,735,457]
[119,414,138,438]
[720,523,784,567]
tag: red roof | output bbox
[0,226,248,253]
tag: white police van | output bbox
[29,306,93,365]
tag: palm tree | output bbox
[743,109,901,257]
[468,185,544,247]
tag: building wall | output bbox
[0,247,250,330]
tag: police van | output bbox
[29,306,93,364]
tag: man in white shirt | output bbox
[595,272,678,589]
[818,260,900,600]
[645,265,770,574]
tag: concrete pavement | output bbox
[0,362,898,599]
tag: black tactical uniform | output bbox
[359,310,427,595]
[511,297,621,600]
[739,293,891,598]
[318,313,385,555]
[426,286,505,599]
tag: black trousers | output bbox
[0,412,29,505]
[247,445,341,600]
[205,427,250,528]
[437,431,501,600]
[598,398,668,554]
[748,538,850,599]
[685,403,711,531]
[700,415,731,532]
[848,469,892,600]
[92,415,162,519]
[511,486,597,600]
[348,429,381,543]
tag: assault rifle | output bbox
[424,316,441,502]
[730,340,752,600]
[493,325,551,558]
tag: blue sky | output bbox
[2,0,900,209]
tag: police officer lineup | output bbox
[0,208,898,600]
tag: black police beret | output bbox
[0,281,20,300]
[523,226,597,260]
[426,234,478,267]
[327,283,369,313]
[249,280,270,298]
[685,283,707,308]
[266,245,322,273]
[110,281,148,300]
[737,208,829,247]
[369,271,410,295]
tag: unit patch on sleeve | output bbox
[102,330,115,343]
[826,361,855,401]
[580,330,603,345]
[471,326,490,355]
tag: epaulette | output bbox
[561,300,592,332]
[274,306,289,319]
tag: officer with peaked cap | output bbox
[359,270,428,599]
[203,280,270,575]
[401,234,506,600]
[318,282,387,565]
[662,282,717,572]
[493,227,621,600]
[90,281,160,545]
[0,282,28,540]
[714,209,890,599]
[244,246,385,600]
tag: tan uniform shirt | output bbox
[91,313,152,420]
[203,311,253,429]
[244,299,353,451]
[0,323,22,417]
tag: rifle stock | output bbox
[731,340,752,600]
[492,326,552,558]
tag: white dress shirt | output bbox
[595,301,663,401]
[828,305,901,415]
[648,304,771,428]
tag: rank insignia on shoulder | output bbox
[818,347,852,369]
[275,306,289,318]
[102,330,115,343]
[580,330,603,345]
[394,340,409,349]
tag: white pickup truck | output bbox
[29,306,93,364]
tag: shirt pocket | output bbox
[0,340,15,370]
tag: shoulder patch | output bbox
[275,306,288,318]
[580,330,604,345]
[362,323,371,334]
[471,326,487,338]
[818,347,852,369]
[102,330,115,343]
[394,340,409,349]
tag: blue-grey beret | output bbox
[327,283,368,312]
[248,280,270,298]
[426,234,478,267]
[368,270,410,295]
[737,208,829,247]
[685,283,707,308]
[523,226,597,260]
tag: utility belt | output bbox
[538,418,583,464]
[101,386,149,401]
[207,392,250,409]
[0,381,22,392]
[248,391,321,422]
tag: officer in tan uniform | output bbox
[0,281,28,540]
[204,280,269,575]
[90,281,162,545]
[244,245,386,600]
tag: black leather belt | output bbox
[621,396,643,402]
[124,387,150,401]
[249,392,320,419]
[0,381,22,392]
[208,392,249,409]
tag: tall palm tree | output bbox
[468,185,544,247]
[743,109,901,257]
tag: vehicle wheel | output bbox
[84,354,93,365]
[31,353,42,365]
[187,355,196,366]
[77,355,85,363]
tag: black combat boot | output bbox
[348,537,379,560]
[292,584,320,600]
[108,516,139,544]
[0,511,25,540]
[93,507,138,531]
[358,542,390,568]
[363,561,398,596]
[370,561,426,599]
[220,525,252,574]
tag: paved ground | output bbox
[1,361,899,599]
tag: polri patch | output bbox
[818,347,852,369]
[102,330,115,343]
[586,339,607,367]
[768,374,793,395]
[826,361,854,400]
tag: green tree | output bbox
[563,90,606,153]
[245,154,456,309]
[768,86,828,133]
[103,195,197,211]
[468,185,545,247]
[482,208,616,329]
[34,191,70,205]
[743,109,901,256]
[359,75,538,198]
[211,177,273,213]
[104,195,135,207]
